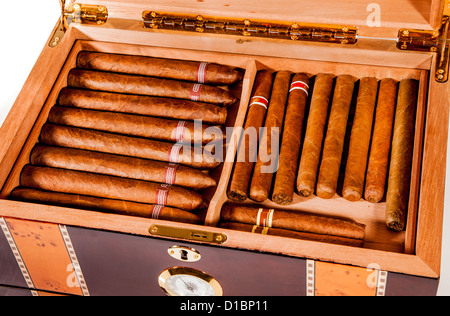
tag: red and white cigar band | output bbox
[249,96,269,109]
[256,208,275,228]
[173,121,187,143]
[168,143,183,164]
[165,163,179,186]
[150,204,164,219]
[155,184,170,206]
[197,62,208,84]
[252,225,269,235]
[190,83,202,101]
[289,80,309,96]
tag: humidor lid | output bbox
[73,0,448,38]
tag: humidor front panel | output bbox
[65,226,309,296]
[0,218,439,296]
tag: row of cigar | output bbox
[10,52,244,224]
[219,204,366,247]
[228,70,418,231]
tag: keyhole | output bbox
[180,250,189,261]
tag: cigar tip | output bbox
[297,183,313,197]
[227,190,247,202]
[250,186,269,202]
[386,219,405,232]
[364,189,383,203]
[316,186,335,199]
[342,188,362,202]
[272,194,293,205]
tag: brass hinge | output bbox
[142,11,358,45]
[49,1,108,47]
[398,16,450,83]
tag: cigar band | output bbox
[156,184,170,206]
[150,205,164,219]
[256,208,274,228]
[290,81,309,95]
[197,62,208,84]
[249,96,269,109]
[165,163,179,186]
[169,144,183,164]
[190,83,203,101]
[174,121,187,143]
[252,225,269,235]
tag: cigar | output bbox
[48,106,223,145]
[272,73,310,205]
[296,74,335,197]
[219,222,364,247]
[77,52,244,86]
[30,145,217,190]
[342,78,378,201]
[316,75,356,199]
[68,69,238,107]
[10,187,202,224]
[39,124,221,170]
[20,166,207,211]
[58,88,228,125]
[250,71,292,202]
[364,79,398,203]
[220,205,365,240]
[227,70,274,201]
[386,79,418,231]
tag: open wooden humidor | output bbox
[0,0,449,296]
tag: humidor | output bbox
[0,0,449,296]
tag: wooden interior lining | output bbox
[0,38,431,259]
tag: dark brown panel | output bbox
[0,221,28,288]
[67,226,307,296]
[0,285,33,296]
[385,272,439,296]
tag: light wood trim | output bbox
[0,41,82,198]
[405,70,430,254]
[414,55,450,277]
[430,0,446,29]
[205,59,257,226]
[72,21,433,70]
[0,23,77,188]
[80,0,435,37]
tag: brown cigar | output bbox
[10,187,202,224]
[58,88,228,125]
[296,74,335,197]
[342,78,378,201]
[48,106,223,145]
[220,205,365,240]
[67,69,238,107]
[364,79,398,203]
[30,145,217,190]
[316,75,356,199]
[20,166,207,211]
[386,79,418,231]
[250,71,292,202]
[272,73,310,205]
[39,124,221,170]
[227,70,274,202]
[77,52,244,86]
[219,222,364,247]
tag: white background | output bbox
[0,1,449,296]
